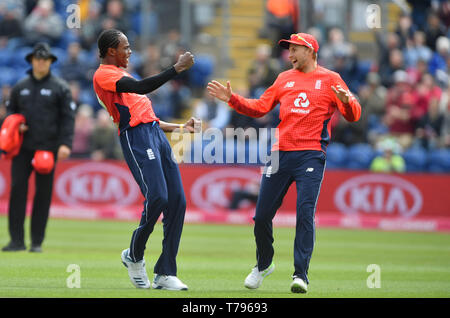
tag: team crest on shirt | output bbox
[315,80,321,89]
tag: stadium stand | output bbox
[0,0,448,171]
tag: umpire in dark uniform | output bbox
[2,42,75,252]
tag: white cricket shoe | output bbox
[121,248,150,289]
[244,262,275,289]
[290,276,308,293]
[152,274,188,291]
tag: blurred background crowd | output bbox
[0,0,449,172]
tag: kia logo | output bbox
[55,162,140,206]
[334,174,423,218]
[191,168,261,211]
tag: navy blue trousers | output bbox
[254,150,326,284]
[120,122,186,276]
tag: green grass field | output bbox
[0,215,449,298]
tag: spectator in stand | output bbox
[78,0,103,51]
[140,43,164,79]
[262,0,299,57]
[60,42,88,84]
[70,104,94,159]
[160,29,183,70]
[437,0,450,30]
[438,79,450,147]
[424,11,447,51]
[384,70,416,149]
[370,137,406,173]
[379,48,406,88]
[429,36,450,76]
[415,92,445,149]
[395,14,416,49]
[407,57,429,85]
[100,0,130,37]
[411,73,442,124]
[193,88,230,130]
[403,31,433,68]
[0,2,24,49]
[23,0,64,46]
[247,44,280,98]
[358,72,388,144]
[90,109,123,161]
[320,27,353,70]
[374,31,400,75]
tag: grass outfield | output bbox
[0,215,449,298]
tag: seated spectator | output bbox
[78,1,102,51]
[247,44,280,97]
[424,11,446,51]
[403,31,433,68]
[395,14,416,49]
[320,27,353,70]
[411,73,442,124]
[23,0,64,46]
[374,31,400,75]
[100,0,130,36]
[358,72,388,144]
[193,89,230,130]
[407,57,429,85]
[379,49,405,88]
[261,0,299,57]
[71,104,94,158]
[383,70,416,149]
[415,94,445,149]
[60,42,88,84]
[90,109,123,161]
[370,138,406,173]
[0,2,24,49]
[429,36,450,76]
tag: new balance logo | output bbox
[284,81,295,88]
[146,148,155,160]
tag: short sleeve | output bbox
[94,67,126,92]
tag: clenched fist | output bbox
[174,52,195,73]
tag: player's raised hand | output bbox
[331,84,350,104]
[174,52,195,73]
[207,80,232,102]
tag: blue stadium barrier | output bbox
[402,146,428,172]
[326,142,347,169]
[12,46,32,69]
[0,49,13,67]
[428,148,450,173]
[0,67,17,86]
[346,143,376,170]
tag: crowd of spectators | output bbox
[0,0,449,172]
[0,0,200,161]
[203,0,449,172]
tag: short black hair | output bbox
[97,29,123,58]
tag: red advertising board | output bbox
[0,160,449,231]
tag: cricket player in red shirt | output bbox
[93,29,200,291]
[207,33,361,293]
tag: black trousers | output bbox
[8,147,55,246]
